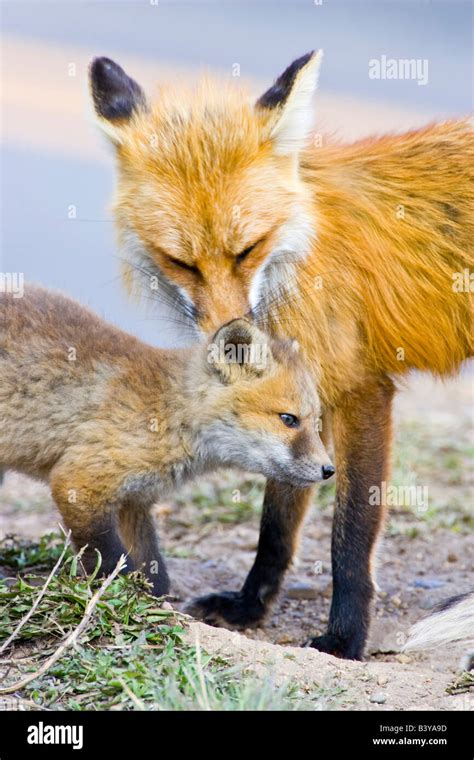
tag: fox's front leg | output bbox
[189,409,332,625]
[190,382,393,661]
[50,464,128,577]
[188,480,314,626]
[308,378,395,659]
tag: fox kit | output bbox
[90,53,473,657]
[0,285,332,594]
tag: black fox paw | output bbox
[305,633,364,661]
[187,591,265,628]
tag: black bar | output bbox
[0,710,471,758]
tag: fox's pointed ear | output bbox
[89,57,147,144]
[208,319,272,383]
[256,51,322,155]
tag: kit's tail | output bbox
[405,592,474,670]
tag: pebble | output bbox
[154,503,173,516]
[369,693,387,704]
[447,553,458,563]
[377,675,389,686]
[395,654,413,665]
[322,583,333,599]
[286,583,319,600]
[411,578,444,590]
[161,601,174,611]
[391,595,402,607]
[276,633,294,645]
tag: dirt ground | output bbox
[1,370,473,710]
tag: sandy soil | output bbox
[1,370,473,710]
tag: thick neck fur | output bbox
[264,120,473,405]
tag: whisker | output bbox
[118,255,199,323]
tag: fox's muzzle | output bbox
[271,457,335,488]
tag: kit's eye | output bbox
[279,413,300,429]
[169,256,200,274]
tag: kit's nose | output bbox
[322,464,336,480]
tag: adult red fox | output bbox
[89,52,473,659]
[0,286,333,593]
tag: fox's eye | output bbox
[236,235,267,265]
[169,256,199,274]
[236,244,256,265]
[279,413,300,428]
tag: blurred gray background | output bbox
[1,0,472,346]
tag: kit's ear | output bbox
[208,319,273,383]
[256,50,323,156]
[89,57,148,144]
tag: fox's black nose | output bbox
[322,464,335,480]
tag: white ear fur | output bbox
[270,51,323,155]
[93,116,126,146]
[289,339,300,353]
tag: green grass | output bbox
[0,535,324,711]
[446,671,474,696]
[0,533,66,570]
[315,481,336,511]
[387,421,474,536]
[173,474,265,525]
[174,472,339,525]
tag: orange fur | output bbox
[89,54,473,657]
[100,80,472,406]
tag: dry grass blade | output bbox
[194,630,210,712]
[0,530,72,656]
[117,677,145,710]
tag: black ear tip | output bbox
[89,57,146,122]
[89,57,125,84]
[90,56,114,69]
[286,50,317,76]
[300,51,316,65]
[90,57,107,78]
[257,50,319,110]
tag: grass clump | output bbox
[0,534,322,711]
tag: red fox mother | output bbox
[90,52,473,660]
